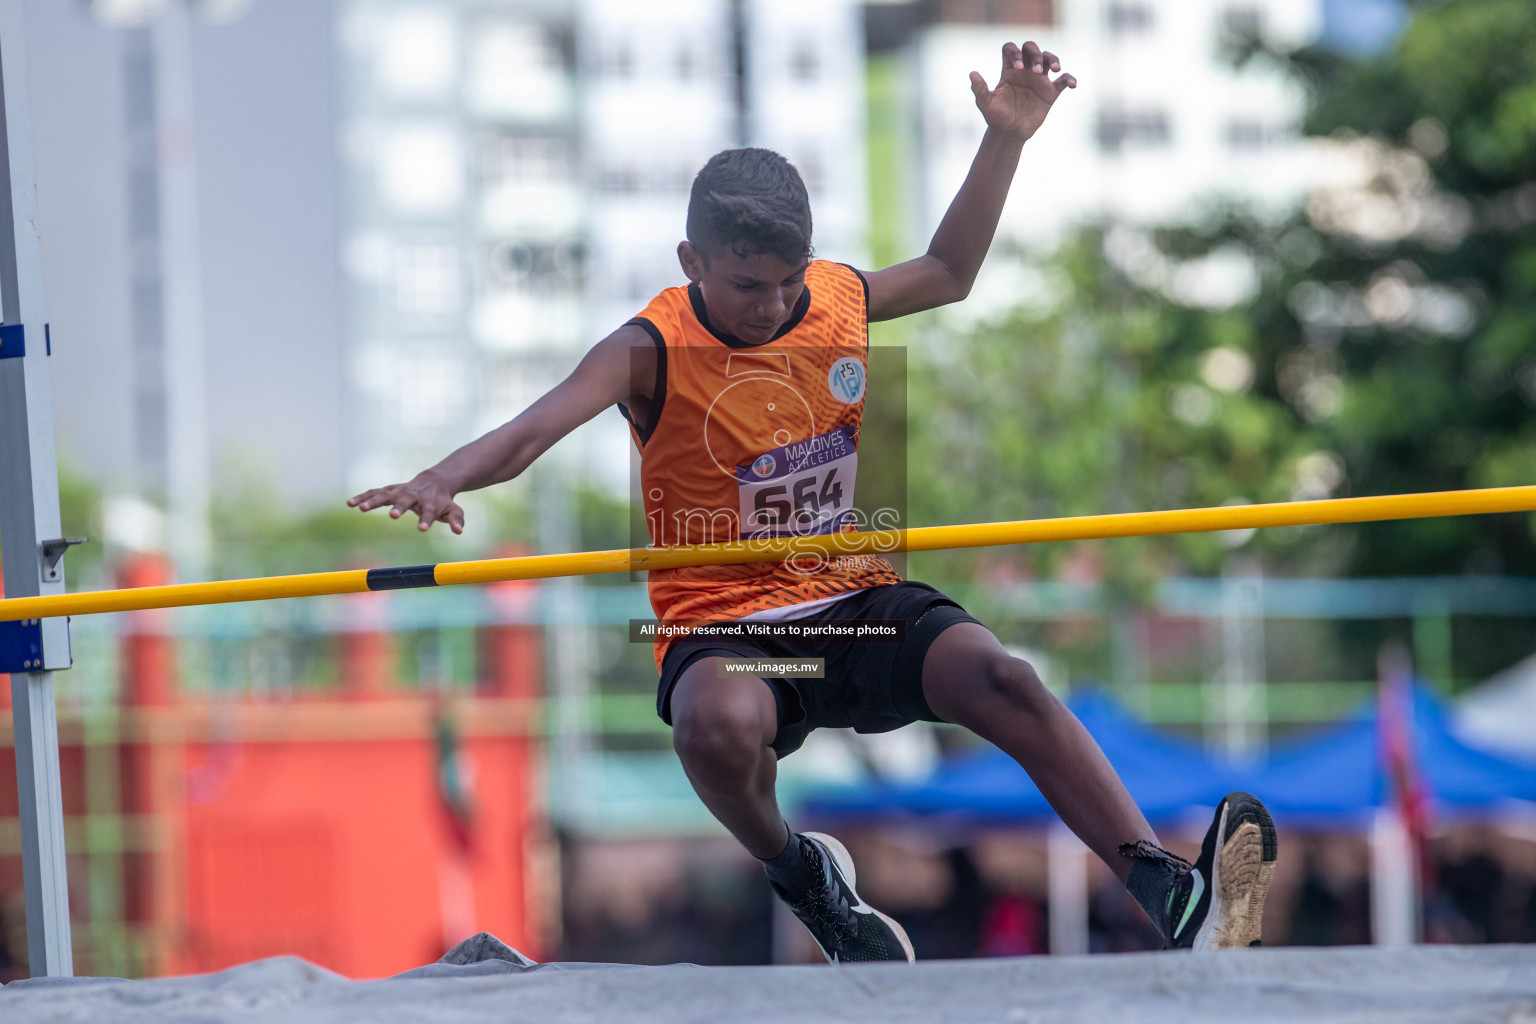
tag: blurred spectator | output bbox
[551,823,1536,964]
[1285,842,1372,946]
[1430,828,1536,945]
[1088,882,1161,953]
[558,836,771,966]
[978,893,1044,957]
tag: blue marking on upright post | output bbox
[0,322,23,358]
[0,617,42,671]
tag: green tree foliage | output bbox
[51,461,107,587]
[203,470,632,582]
[206,470,536,580]
[910,0,1536,580]
[1255,0,1534,573]
[907,232,1327,587]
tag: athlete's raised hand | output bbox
[348,470,466,534]
[969,41,1076,142]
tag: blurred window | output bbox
[1222,118,1269,151]
[790,38,820,81]
[479,133,574,187]
[377,8,457,101]
[625,268,654,305]
[468,20,572,120]
[358,349,466,428]
[394,245,462,315]
[599,160,641,194]
[796,152,825,195]
[599,252,683,305]
[483,358,554,422]
[1096,109,1171,152]
[676,41,698,80]
[487,239,584,292]
[379,125,463,214]
[1105,3,1153,35]
[670,160,696,193]
[594,156,697,196]
[600,41,634,78]
[400,354,466,428]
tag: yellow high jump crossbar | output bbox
[2,485,1534,623]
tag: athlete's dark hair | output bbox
[686,148,813,266]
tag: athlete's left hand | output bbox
[970,41,1076,142]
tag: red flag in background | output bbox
[1378,642,1434,894]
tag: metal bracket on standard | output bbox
[0,617,44,673]
[39,537,86,583]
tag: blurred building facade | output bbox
[877,0,1324,315]
[334,0,869,498]
[910,0,1323,235]
[33,0,1336,514]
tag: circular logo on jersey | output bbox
[751,454,777,478]
[828,357,866,404]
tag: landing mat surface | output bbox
[3,942,1533,1023]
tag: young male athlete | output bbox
[351,42,1277,962]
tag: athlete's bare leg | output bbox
[919,622,1156,883]
[669,658,790,858]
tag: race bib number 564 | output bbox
[737,426,858,539]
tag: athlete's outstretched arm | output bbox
[348,324,654,532]
[863,41,1075,323]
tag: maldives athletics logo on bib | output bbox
[751,454,777,478]
[828,357,866,404]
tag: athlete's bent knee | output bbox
[672,691,770,775]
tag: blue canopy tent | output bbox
[1399,687,1536,811]
[1224,710,1380,826]
[800,683,1536,953]
[1228,683,1536,826]
[803,684,1536,828]
[802,690,1236,826]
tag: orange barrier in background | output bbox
[0,555,550,979]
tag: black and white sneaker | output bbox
[771,832,915,964]
[1162,791,1278,949]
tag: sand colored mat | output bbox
[2,936,1534,1024]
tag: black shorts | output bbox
[656,581,983,758]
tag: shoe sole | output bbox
[1193,793,1277,950]
[802,832,916,963]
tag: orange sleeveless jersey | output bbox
[622,260,904,669]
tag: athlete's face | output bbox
[678,242,807,346]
